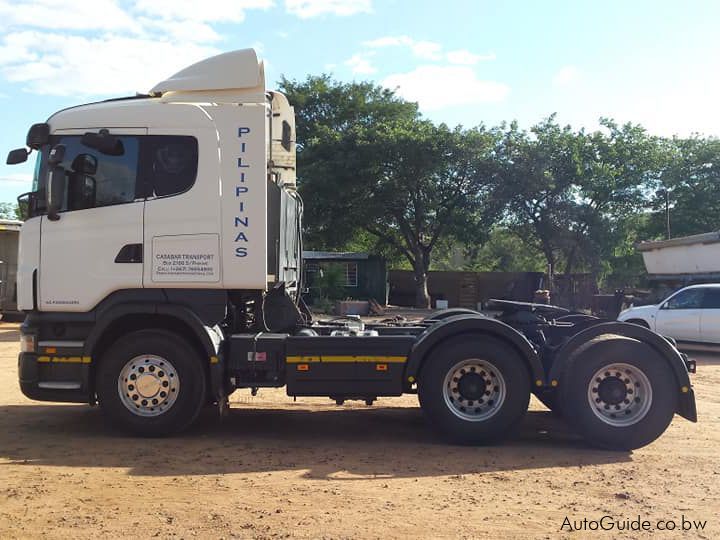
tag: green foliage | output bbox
[280,75,502,306]
[313,263,347,302]
[281,73,720,295]
[0,202,21,221]
[643,136,720,239]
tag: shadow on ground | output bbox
[0,403,630,479]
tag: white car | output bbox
[618,284,720,344]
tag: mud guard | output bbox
[84,303,223,401]
[405,314,545,391]
[548,322,697,422]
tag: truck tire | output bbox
[418,336,530,444]
[96,329,207,436]
[560,336,676,450]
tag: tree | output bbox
[0,203,21,221]
[497,117,583,273]
[500,117,662,277]
[644,136,720,239]
[280,76,501,307]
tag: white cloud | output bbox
[553,65,580,87]
[0,173,32,184]
[345,52,376,74]
[0,31,219,96]
[285,0,371,18]
[138,17,221,42]
[383,65,510,111]
[446,49,495,65]
[0,0,138,32]
[133,0,274,22]
[0,0,277,96]
[364,35,442,60]
[411,41,443,61]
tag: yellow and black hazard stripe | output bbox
[37,356,92,364]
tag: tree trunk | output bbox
[413,248,431,309]
[414,268,431,308]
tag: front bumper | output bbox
[18,352,91,403]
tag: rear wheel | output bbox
[418,337,530,444]
[560,336,676,450]
[96,330,207,436]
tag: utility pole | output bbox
[665,189,671,240]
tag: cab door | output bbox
[142,128,221,288]
[654,287,705,342]
[39,129,146,312]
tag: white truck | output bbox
[6,49,696,449]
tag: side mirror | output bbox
[16,192,32,221]
[6,148,28,165]
[47,144,67,221]
[81,129,124,156]
[26,123,50,149]
[71,153,98,175]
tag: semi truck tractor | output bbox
[6,49,696,449]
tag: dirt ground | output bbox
[0,321,718,539]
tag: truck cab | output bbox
[16,49,300,316]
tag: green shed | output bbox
[303,251,388,305]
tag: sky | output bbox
[1,0,719,203]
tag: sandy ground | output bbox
[0,321,718,539]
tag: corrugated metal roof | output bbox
[637,231,720,251]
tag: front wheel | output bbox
[560,336,677,450]
[418,337,531,444]
[96,330,207,436]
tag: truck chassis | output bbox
[18,296,696,450]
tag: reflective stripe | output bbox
[37,356,92,364]
[286,355,406,364]
[38,381,82,390]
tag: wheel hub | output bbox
[457,372,486,400]
[597,377,627,405]
[587,362,652,427]
[117,355,180,417]
[443,358,506,422]
[136,374,161,398]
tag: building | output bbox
[302,251,388,305]
[0,219,22,319]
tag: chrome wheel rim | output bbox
[118,355,180,417]
[443,359,506,422]
[587,362,652,427]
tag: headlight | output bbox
[20,334,36,353]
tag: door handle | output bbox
[115,244,143,263]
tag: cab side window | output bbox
[665,289,704,309]
[139,136,198,198]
